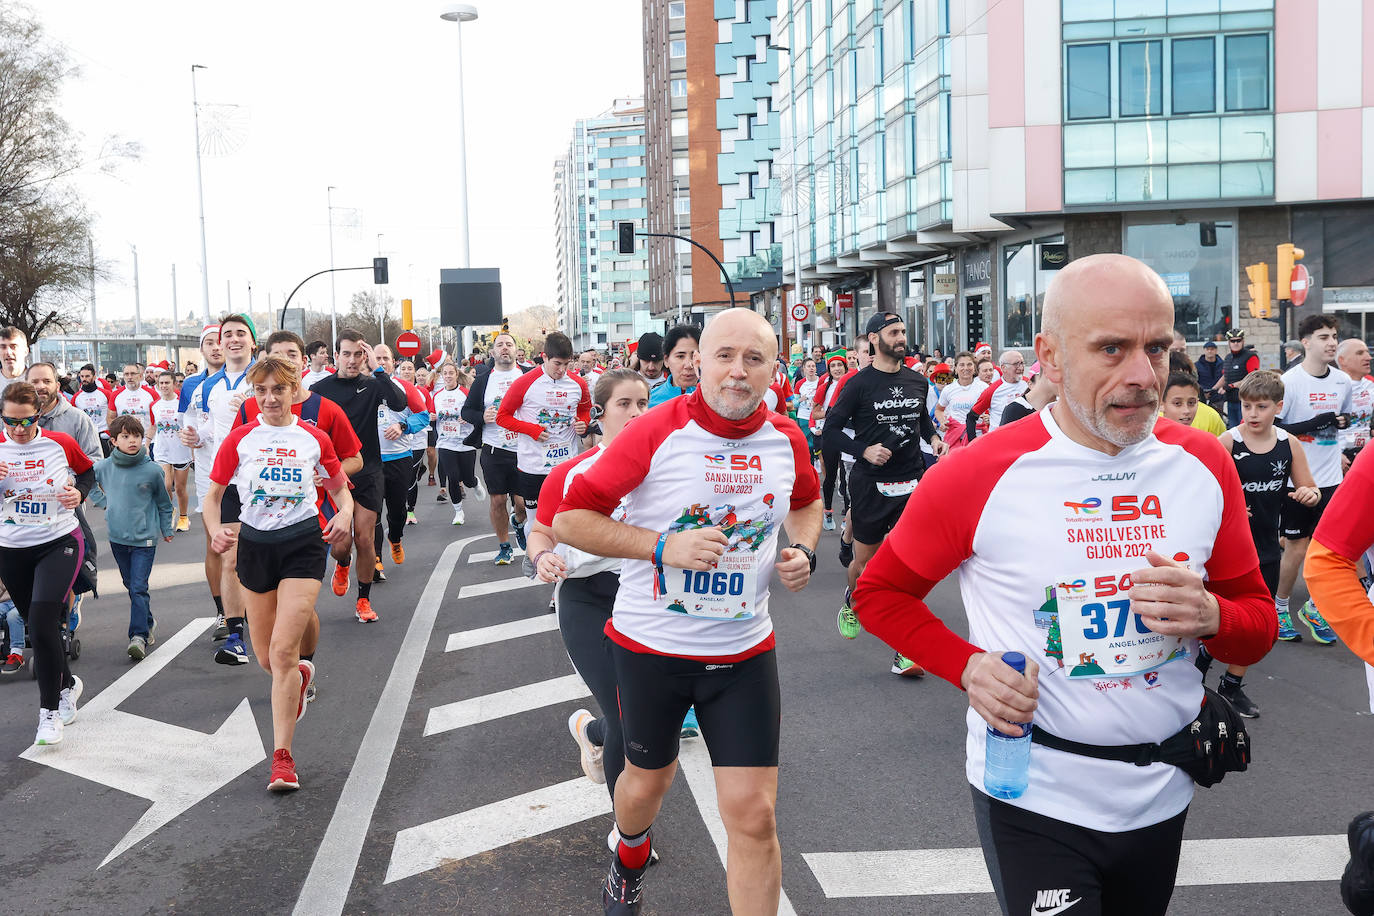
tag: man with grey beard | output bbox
[854,254,1274,916]
[557,308,821,916]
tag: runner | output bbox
[647,326,700,406]
[460,332,526,562]
[151,371,192,531]
[301,340,333,389]
[1337,337,1374,472]
[0,327,28,395]
[495,331,591,549]
[433,362,478,525]
[72,363,115,457]
[1275,314,1352,644]
[933,350,989,442]
[809,350,851,531]
[180,315,257,661]
[824,312,946,674]
[633,332,668,390]
[555,309,821,915]
[0,382,94,746]
[372,345,429,569]
[109,362,158,448]
[792,357,820,454]
[967,350,1028,435]
[854,254,1274,916]
[27,363,102,465]
[205,357,354,790]
[395,358,433,525]
[180,324,226,511]
[309,329,407,622]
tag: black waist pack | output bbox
[1030,686,1251,788]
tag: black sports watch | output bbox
[788,543,817,573]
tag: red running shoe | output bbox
[268,748,299,792]
[296,660,315,722]
[355,598,378,623]
[331,563,350,597]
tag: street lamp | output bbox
[439,4,477,273]
[327,185,338,347]
[191,64,212,325]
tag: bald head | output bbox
[373,344,395,373]
[696,308,777,420]
[700,308,777,361]
[1338,337,1371,379]
[1041,254,1172,342]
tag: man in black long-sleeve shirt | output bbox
[824,312,946,673]
[310,329,407,622]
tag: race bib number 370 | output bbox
[1055,570,1187,679]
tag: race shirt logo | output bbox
[1063,497,1101,516]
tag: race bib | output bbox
[1055,570,1188,679]
[247,455,312,502]
[876,479,916,498]
[667,551,758,620]
[1,493,57,526]
[542,441,573,469]
[439,418,462,438]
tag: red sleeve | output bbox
[495,367,546,439]
[834,369,856,396]
[1246,355,1260,373]
[562,399,687,516]
[535,448,598,527]
[769,415,820,509]
[53,431,93,474]
[1313,445,1374,559]
[106,389,118,410]
[401,379,426,413]
[854,419,1053,686]
[234,397,260,429]
[971,379,1000,416]
[210,424,252,486]
[809,377,830,432]
[573,373,592,425]
[320,399,362,460]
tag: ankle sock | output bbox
[358,581,372,601]
[1275,596,1289,615]
[1219,672,1243,691]
[212,595,224,616]
[586,717,606,747]
[300,652,314,663]
[616,826,652,869]
[227,616,245,637]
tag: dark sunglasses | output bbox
[2,415,37,428]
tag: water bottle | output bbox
[983,651,1032,800]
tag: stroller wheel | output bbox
[69,638,80,661]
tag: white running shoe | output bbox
[34,708,62,746]
[567,708,605,784]
[452,504,465,526]
[58,675,83,725]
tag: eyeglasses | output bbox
[2,415,37,428]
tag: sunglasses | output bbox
[2,415,37,428]
[933,373,954,383]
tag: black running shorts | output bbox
[220,485,242,525]
[846,468,915,545]
[517,469,548,506]
[1280,483,1337,540]
[611,642,780,770]
[480,445,519,496]
[349,469,383,514]
[236,520,328,594]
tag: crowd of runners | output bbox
[6,252,1374,914]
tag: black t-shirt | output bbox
[821,365,935,482]
[1230,428,1293,564]
[310,370,407,469]
[999,397,1036,427]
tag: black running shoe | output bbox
[601,855,647,915]
[1218,681,1259,718]
[838,538,853,568]
[1343,812,1374,916]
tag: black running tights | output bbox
[556,571,624,798]
[0,532,83,709]
[437,448,478,503]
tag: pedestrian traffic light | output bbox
[373,257,389,285]
[1220,304,1232,327]
[617,221,636,255]
[1245,262,1271,318]
[1276,243,1304,300]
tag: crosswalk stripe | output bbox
[423,674,590,737]
[468,547,526,564]
[456,576,546,599]
[802,834,1349,898]
[445,615,559,652]
[384,777,612,885]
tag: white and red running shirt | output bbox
[301,367,335,390]
[111,384,158,430]
[72,387,115,436]
[151,398,192,465]
[536,445,622,579]
[853,409,1274,832]
[496,366,592,475]
[434,386,474,452]
[561,391,820,659]
[210,417,344,533]
[377,375,428,460]
[480,366,525,452]
[1279,363,1353,487]
[0,428,94,547]
[1341,375,1374,454]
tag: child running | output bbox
[151,370,192,531]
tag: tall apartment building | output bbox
[772,0,1374,365]
[553,99,660,351]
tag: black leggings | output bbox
[821,447,848,512]
[556,571,623,799]
[406,448,426,512]
[376,454,413,549]
[437,449,478,501]
[0,531,83,709]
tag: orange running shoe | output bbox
[331,562,350,597]
[391,541,405,564]
[355,597,378,623]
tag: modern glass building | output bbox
[553,100,660,351]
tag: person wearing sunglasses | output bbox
[0,382,95,746]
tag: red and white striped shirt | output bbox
[210,417,344,533]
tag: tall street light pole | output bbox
[191,64,212,325]
[439,4,477,272]
[327,185,338,348]
[376,233,386,341]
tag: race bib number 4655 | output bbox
[1055,570,1187,679]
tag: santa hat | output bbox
[199,324,220,344]
[425,349,447,369]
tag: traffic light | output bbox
[501,316,510,333]
[373,257,389,284]
[617,221,636,255]
[1277,243,1305,300]
[1199,221,1217,247]
[1220,304,1232,327]
[1245,262,1271,318]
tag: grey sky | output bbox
[39,0,642,331]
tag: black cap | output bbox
[637,332,664,361]
[1203,340,1217,349]
[864,312,902,335]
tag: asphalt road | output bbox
[0,485,1370,915]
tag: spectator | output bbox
[1197,339,1225,409]
[1220,329,1260,427]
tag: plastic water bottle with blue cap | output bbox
[983,651,1031,799]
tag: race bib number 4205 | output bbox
[1055,570,1187,679]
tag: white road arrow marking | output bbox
[456,576,547,599]
[423,673,590,736]
[20,616,265,868]
[444,613,557,652]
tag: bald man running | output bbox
[855,254,1274,915]
[557,308,821,916]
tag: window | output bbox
[673,155,689,176]
[1000,235,1063,348]
[670,78,687,98]
[1119,41,1162,117]
[1066,44,1111,119]
[882,4,907,75]
[670,39,686,58]
[1172,38,1215,115]
[668,1,685,16]
[670,116,687,138]
[675,196,691,214]
[1125,218,1236,342]
[1225,34,1268,111]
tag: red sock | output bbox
[617,830,652,869]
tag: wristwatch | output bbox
[788,543,817,573]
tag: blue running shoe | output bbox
[511,513,528,552]
[1276,607,1301,642]
[679,707,699,739]
[215,632,250,665]
[822,512,835,532]
[68,595,81,633]
[1300,601,1338,645]
[494,543,515,566]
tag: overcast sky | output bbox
[38,0,643,332]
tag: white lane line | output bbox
[802,834,1349,898]
[423,673,589,737]
[468,547,525,564]
[445,614,558,652]
[384,777,612,885]
[677,740,799,916]
[292,535,481,916]
[456,576,546,599]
